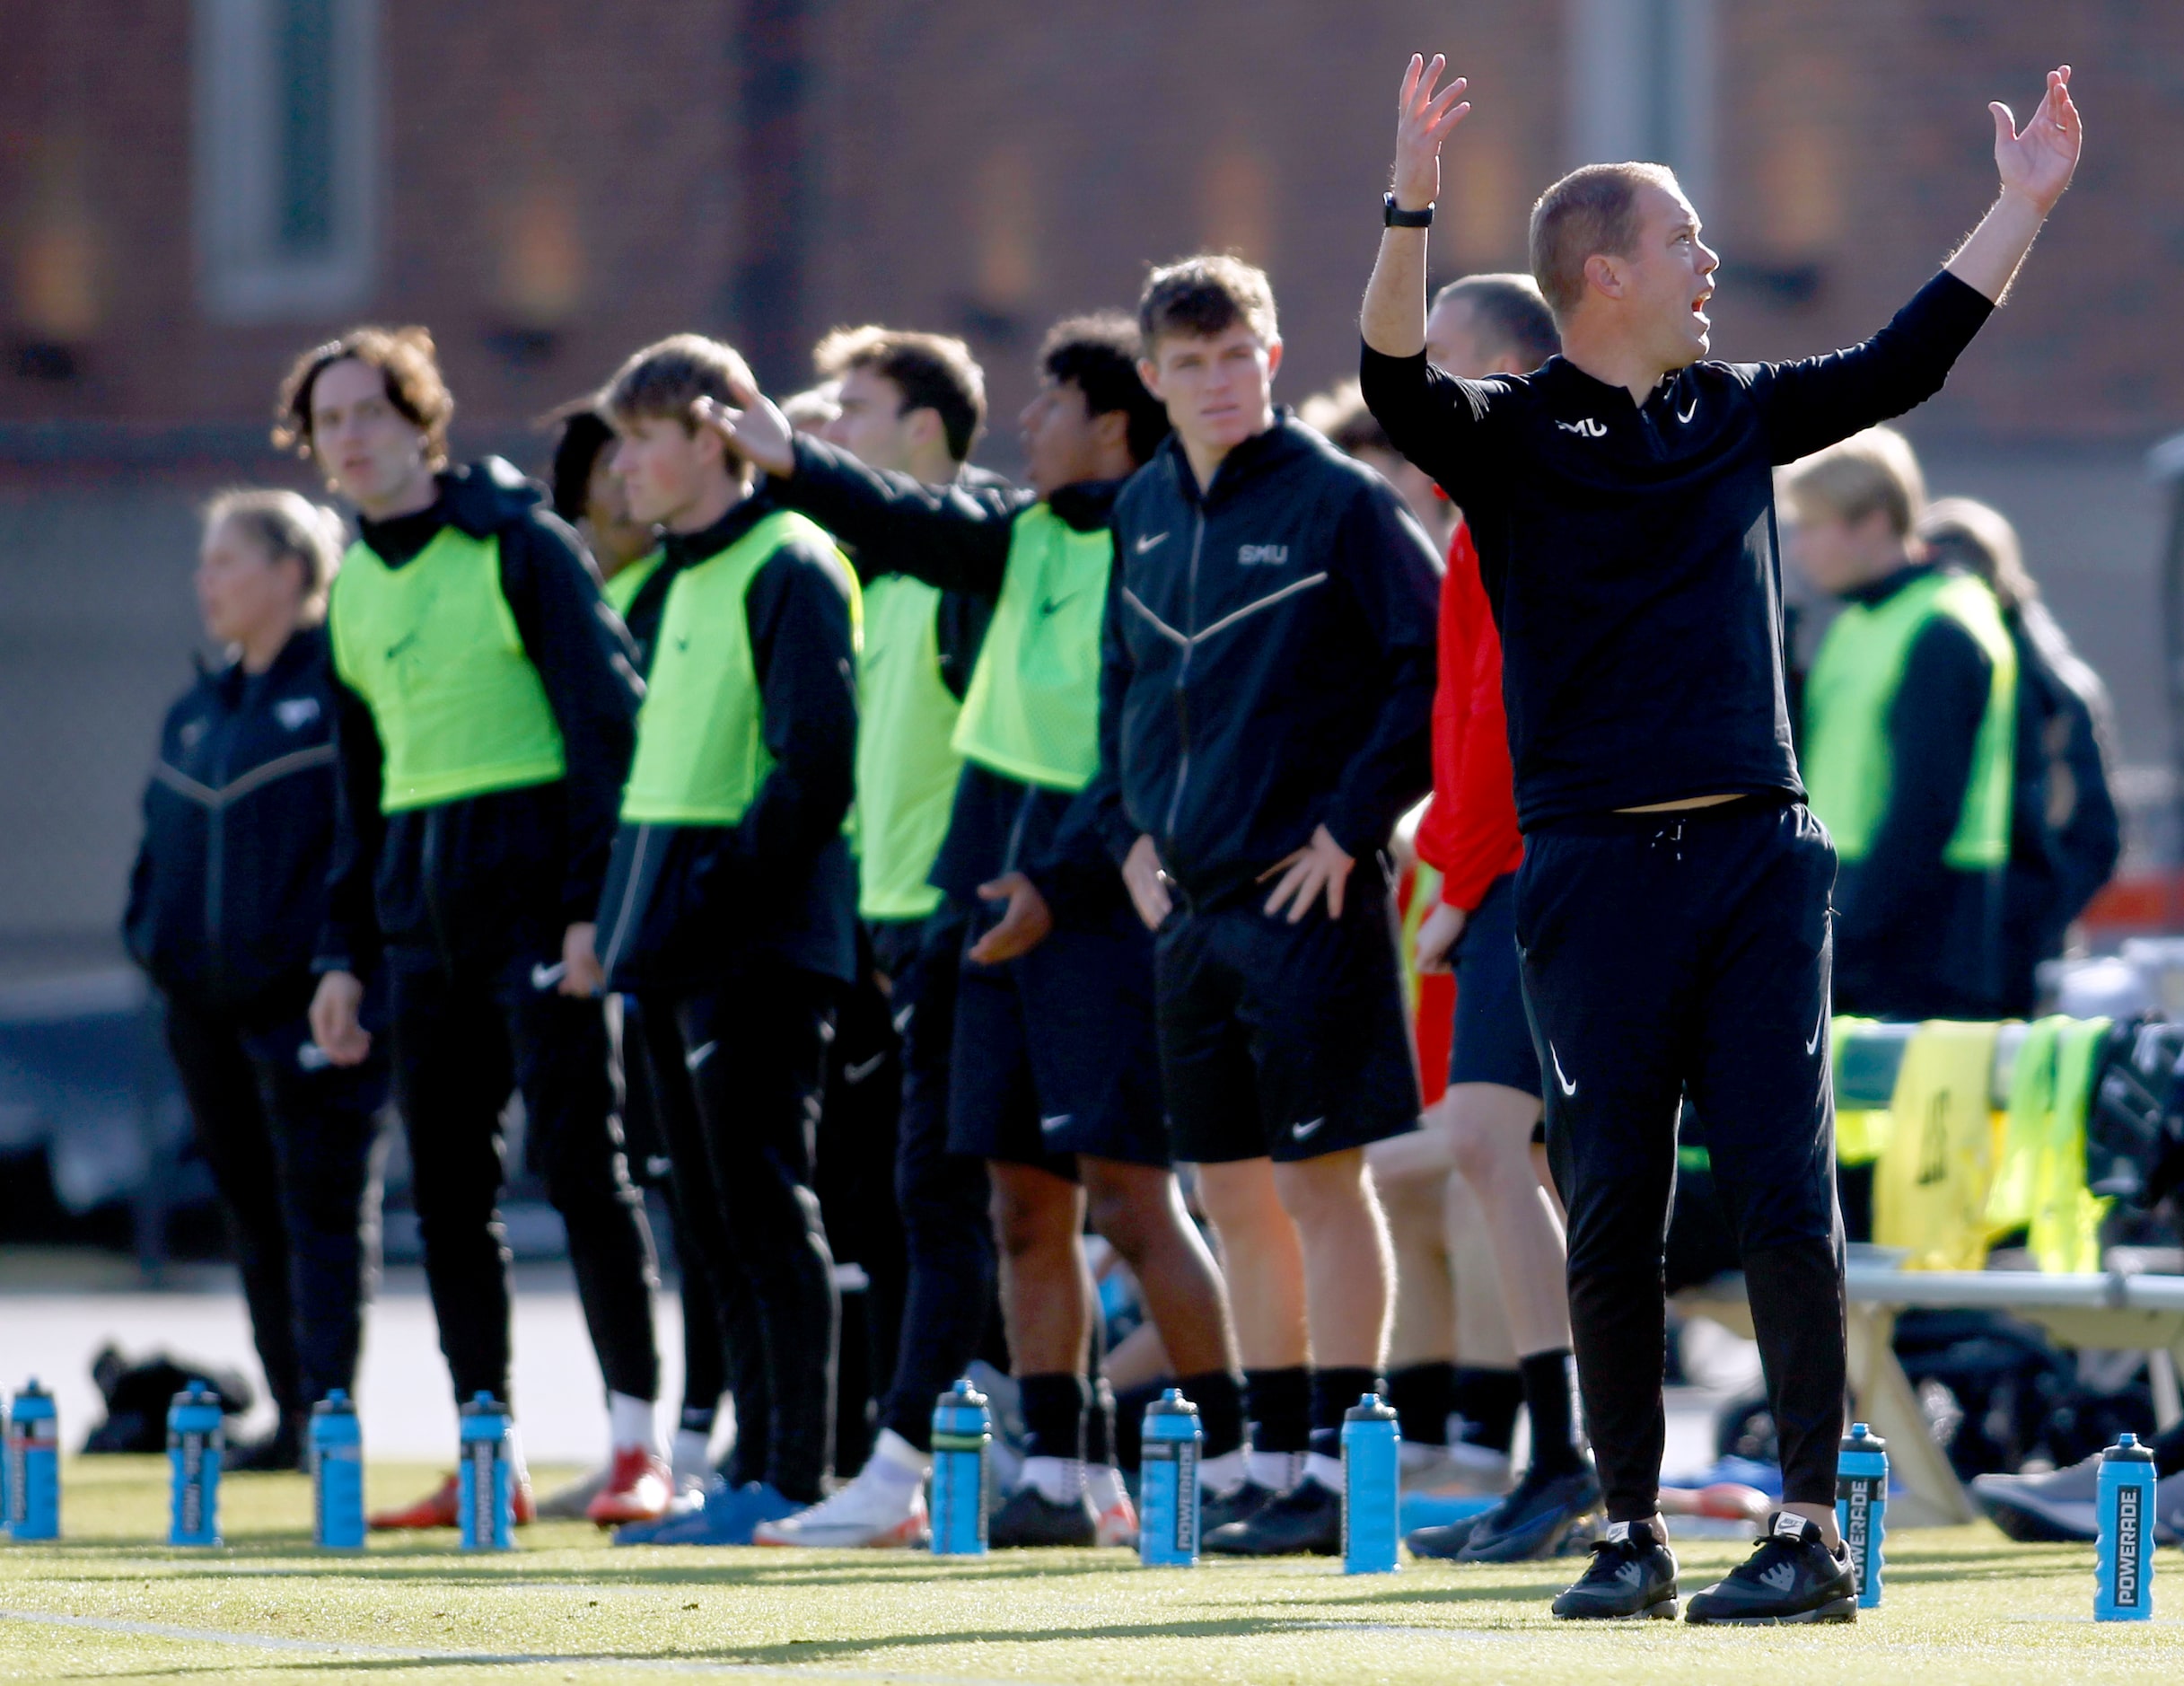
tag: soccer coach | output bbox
[1361,57,2081,1623]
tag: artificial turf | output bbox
[0,1459,2176,1685]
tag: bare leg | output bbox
[987,1161,1088,1374]
[1269,1148,1393,1370]
[1080,1157,1240,1378]
[1194,1157,1309,1368]
[1444,1082,1569,1357]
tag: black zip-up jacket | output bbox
[316,458,642,977]
[595,491,861,992]
[1361,268,1995,830]
[761,435,1129,925]
[1094,415,1442,909]
[127,628,341,1026]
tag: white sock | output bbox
[671,1428,714,1478]
[1085,1463,1127,1511]
[506,1423,530,1486]
[1199,1447,1250,1496]
[868,1428,929,1484]
[1020,1454,1083,1504]
[1304,1451,1345,1492]
[1248,1449,1302,1491]
[608,1392,660,1457]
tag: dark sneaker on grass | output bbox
[1456,1462,1601,1562]
[1970,1455,2099,1543]
[988,1483,1097,1548]
[1684,1512,1855,1625]
[1550,1520,1679,1620]
[224,1418,303,1472]
[1199,1480,1276,1535]
[1204,1477,1341,1557]
[1405,1513,1484,1559]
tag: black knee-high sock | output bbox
[1518,1349,1583,1476]
[1387,1360,1458,1445]
[1244,1365,1311,1456]
[1179,1370,1246,1460]
[1018,1372,1089,1463]
[1453,1366,1523,1453]
[1308,1366,1385,1461]
[1084,1374,1116,1467]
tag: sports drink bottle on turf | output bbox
[929,1379,990,1557]
[457,1392,514,1551]
[1836,1422,1887,1608]
[2095,1432,2156,1621]
[1138,1389,1202,1567]
[166,1380,224,1546]
[311,1391,365,1550]
[1341,1393,1400,1574]
[8,1380,58,1540]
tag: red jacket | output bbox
[1415,522,1524,911]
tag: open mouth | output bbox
[1691,289,1714,322]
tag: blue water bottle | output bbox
[311,1391,366,1550]
[8,1381,59,1541]
[2095,1432,2157,1621]
[1341,1393,1400,1574]
[456,1392,513,1551]
[929,1378,990,1556]
[1138,1389,1202,1567]
[1836,1422,1887,1609]
[0,1386,10,1537]
[167,1381,224,1547]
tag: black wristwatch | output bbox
[1383,193,1434,228]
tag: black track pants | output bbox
[1515,798,1846,1520]
[636,995,769,1481]
[663,970,840,1504]
[163,997,385,1418]
[390,956,660,1410]
[877,912,994,1451]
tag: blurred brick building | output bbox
[1,0,2180,966]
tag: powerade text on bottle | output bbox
[311,1390,366,1550]
[929,1379,990,1557]
[1341,1393,1400,1574]
[167,1380,224,1547]
[1138,1389,1202,1567]
[456,1392,513,1551]
[2096,1432,2156,1621]
[1835,1422,1887,1608]
[7,1381,58,1541]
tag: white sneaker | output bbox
[1086,1464,1137,1547]
[751,1461,929,1549]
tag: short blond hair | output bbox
[1780,426,1927,540]
[1528,162,1680,321]
[202,488,346,626]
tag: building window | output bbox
[194,0,378,320]
[1566,0,1716,215]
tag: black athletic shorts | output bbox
[1154,868,1420,1164]
[947,899,1170,1175]
[1446,872,1543,1101]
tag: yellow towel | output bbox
[1874,1020,2002,1271]
[1987,1016,2066,1234]
[2027,1018,2112,1275]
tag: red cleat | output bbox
[586,1446,674,1527]
[367,1471,536,1531]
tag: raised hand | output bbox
[1992,66,2082,215]
[691,390,794,480]
[1391,54,1472,212]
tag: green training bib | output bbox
[855,575,964,920]
[328,528,566,812]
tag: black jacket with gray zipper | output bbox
[126,626,342,1027]
[1092,414,1442,909]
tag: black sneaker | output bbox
[1684,1512,1856,1625]
[1550,1520,1680,1620]
[1204,1476,1342,1557]
[988,1483,1098,1548]
[1405,1514,1485,1559]
[1199,1480,1276,1535]
[1456,1462,1601,1562]
[224,1417,303,1472]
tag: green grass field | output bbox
[0,1460,2176,1685]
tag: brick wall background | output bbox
[0,0,2178,964]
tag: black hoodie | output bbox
[316,458,641,977]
